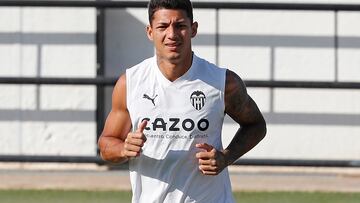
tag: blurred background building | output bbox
[0,0,360,166]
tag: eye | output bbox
[156,24,168,30]
[177,24,187,29]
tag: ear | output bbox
[191,21,198,38]
[146,25,154,41]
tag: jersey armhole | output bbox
[125,69,134,131]
[221,68,227,113]
[125,69,130,111]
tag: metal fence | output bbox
[1,0,360,167]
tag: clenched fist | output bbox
[196,143,228,176]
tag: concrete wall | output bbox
[218,9,360,160]
[1,0,360,161]
[104,2,360,161]
[0,7,97,156]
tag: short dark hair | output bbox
[148,0,193,24]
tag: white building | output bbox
[0,0,360,163]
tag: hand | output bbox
[123,120,147,158]
[195,143,228,176]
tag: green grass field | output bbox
[0,190,360,203]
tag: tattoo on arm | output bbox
[223,70,267,166]
[225,70,248,119]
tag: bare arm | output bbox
[222,69,267,165]
[196,69,266,175]
[98,74,147,164]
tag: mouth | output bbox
[165,42,181,51]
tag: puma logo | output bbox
[143,94,158,106]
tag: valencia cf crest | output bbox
[190,91,206,111]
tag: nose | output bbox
[167,25,178,39]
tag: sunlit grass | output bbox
[0,190,359,203]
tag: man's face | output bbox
[146,9,198,63]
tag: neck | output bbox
[156,52,193,82]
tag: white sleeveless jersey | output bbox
[126,54,234,203]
